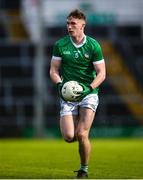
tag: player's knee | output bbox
[77,131,88,141]
[64,135,75,143]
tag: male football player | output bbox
[50,9,106,178]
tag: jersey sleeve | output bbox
[93,43,104,64]
[52,42,62,60]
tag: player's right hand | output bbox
[56,82,63,96]
[56,82,66,101]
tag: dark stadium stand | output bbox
[115,25,141,39]
[0,0,20,10]
[115,39,143,89]
[0,23,7,39]
[0,43,34,136]
[85,25,110,39]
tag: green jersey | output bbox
[52,35,104,94]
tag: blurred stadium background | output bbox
[0,0,143,138]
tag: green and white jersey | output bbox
[52,35,104,94]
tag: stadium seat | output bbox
[116,25,141,39]
[86,25,110,39]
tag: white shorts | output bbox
[60,94,99,117]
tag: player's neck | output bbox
[71,33,85,45]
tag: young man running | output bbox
[50,9,106,178]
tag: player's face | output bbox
[67,17,85,37]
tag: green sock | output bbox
[80,164,88,172]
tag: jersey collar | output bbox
[70,35,86,48]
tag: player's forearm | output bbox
[90,71,106,89]
[50,70,62,84]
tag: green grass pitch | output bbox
[0,138,143,179]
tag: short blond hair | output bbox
[67,9,86,22]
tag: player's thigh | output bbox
[60,115,78,138]
[77,107,95,134]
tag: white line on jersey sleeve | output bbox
[93,59,105,64]
[52,56,62,60]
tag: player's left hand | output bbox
[76,83,93,101]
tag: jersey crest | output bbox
[84,53,90,59]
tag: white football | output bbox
[61,81,83,101]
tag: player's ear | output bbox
[82,23,86,28]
